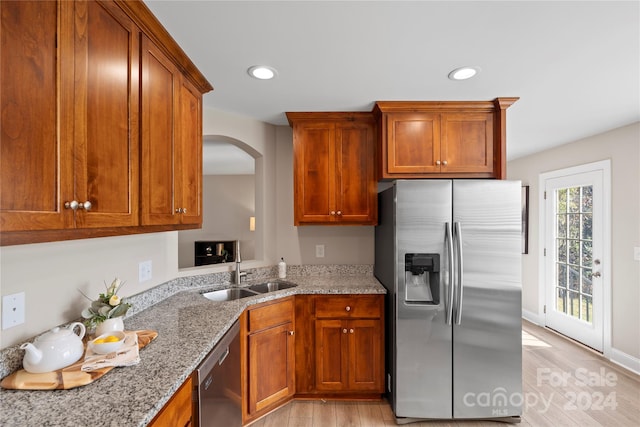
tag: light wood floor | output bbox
[252,321,640,427]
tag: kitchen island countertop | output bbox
[0,273,385,427]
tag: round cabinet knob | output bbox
[336,211,342,216]
[345,306,351,312]
[288,331,295,336]
[175,208,183,213]
[442,160,448,166]
[343,329,348,334]
[436,160,441,166]
[349,329,354,334]
[330,211,336,215]
[592,271,602,278]
[64,200,79,210]
[80,201,92,211]
[182,208,187,214]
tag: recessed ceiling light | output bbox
[248,65,277,80]
[448,66,481,81]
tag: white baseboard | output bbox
[610,348,640,375]
[522,309,543,325]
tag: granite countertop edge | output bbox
[0,270,385,427]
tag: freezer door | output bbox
[452,181,522,419]
[394,180,453,419]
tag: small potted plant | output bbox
[80,278,131,336]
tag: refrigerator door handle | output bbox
[445,222,455,325]
[454,222,464,325]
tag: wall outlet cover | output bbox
[2,292,25,330]
[139,260,152,282]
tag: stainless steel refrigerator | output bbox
[374,180,522,423]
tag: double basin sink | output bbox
[202,281,297,302]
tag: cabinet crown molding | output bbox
[373,98,519,114]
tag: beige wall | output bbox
[178,174,256,268]
[508,122,640,362]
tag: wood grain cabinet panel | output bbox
[140,35,202,226]
[148,376,193,427]
[243,297,295,423]
[73,0,140,229]
[1,0,72,232]
[287,113,377,226]
[374,99,518,180]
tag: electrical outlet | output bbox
[139,260,152,282]
[2,292,25,330]
[315,244,325,258]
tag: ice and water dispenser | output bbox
[404,253,440,304]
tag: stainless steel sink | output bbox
[247,281,297,294]
[202,288,258,302]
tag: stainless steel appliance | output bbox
[195,321,241,427]
[375,180,522,423]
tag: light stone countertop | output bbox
[0,270,385,427]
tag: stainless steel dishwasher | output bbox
[195,320,241,427]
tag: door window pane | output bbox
[554,185,594,325]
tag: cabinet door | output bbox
[1,0,73,232]
[335,122,377,224]
[148,376,193,427]
[314,319,348,391]
[73,0,139,228]
[248,322,295,414]
[386,113,441,174]
[293,122,336,224]
[175,77,202,225]
[140,34,179,226]
[441,113,494,174]
[347,319,383,391]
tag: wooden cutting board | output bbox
[0,330,157,390]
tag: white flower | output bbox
[107,278,121,295]
[109,295,121,306]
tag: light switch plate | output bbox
[634,247,640,261]
[315,244,325,258]
[2,292,25,330]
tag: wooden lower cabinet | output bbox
[315,318,382,392]
[295,294,385,398]
[148,376,193,427]
[242,297,295,423]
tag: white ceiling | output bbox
[145,0,639,164]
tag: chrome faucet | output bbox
[234,240,247,284]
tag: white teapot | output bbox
[20,322,86,373]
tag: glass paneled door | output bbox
[543,162,609,352]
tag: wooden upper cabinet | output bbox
[73,0,139,228]
[374,99,518,180]
[1,0,72,232]
[287,112,377,226]
[386,113,441,174]
[140,35,202,226]
[0,0,212,245]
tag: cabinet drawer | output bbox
[315,295,381,319]
[248,297,294,333]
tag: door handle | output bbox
[445,222,454,325]
[454,222,464,325]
